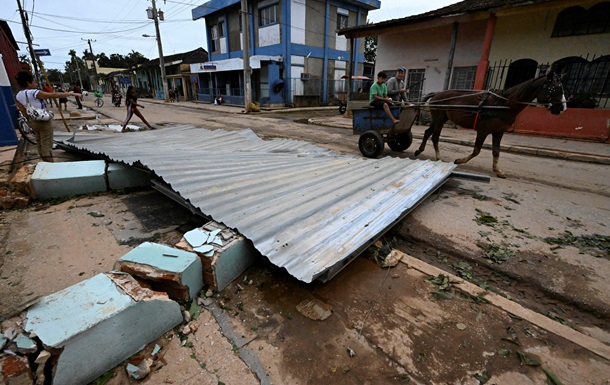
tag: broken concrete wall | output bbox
[114,242,204,301]
[23,273,182,385]
[177,221,260,291]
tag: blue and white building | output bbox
[191,0,380,106]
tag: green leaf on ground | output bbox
[474,371,490,384]
[543,367,564,385]
[475,209,498,226]
[517,351,541,366]
[189,299,201,321]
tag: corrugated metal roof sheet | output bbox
[57,126,456,282]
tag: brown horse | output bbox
[414,69,567,178]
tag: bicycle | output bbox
[16,111,36,144]
[94,91,104,107]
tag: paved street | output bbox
[1,97,609,384]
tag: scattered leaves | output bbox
[475,209,498,226]
[483,243,514,264]
[544,231,609,256]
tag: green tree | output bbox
[364,35,377,63]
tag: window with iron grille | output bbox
[451,66,477,90]
[552,3,610,37]
[210,22,225,52]
[259,4,278,27]
[407,68,425,101]
[337,14,348,30]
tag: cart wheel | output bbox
[387,131,413,152]
[338,103,347,114]
[359,131,384,158]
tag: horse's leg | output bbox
[414,112,446,157]
[431,129,442,160]
[491,131,506,178]
[413,125,434,157]
[455,130,488,165]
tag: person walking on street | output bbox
[56,85,68,111]
[15,71,79,162]
[369,71,399,125]
[72,82,83,109]
[121,85,153,132]
[387,67,409,103]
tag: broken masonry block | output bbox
[23,273,182,385]
[30,160,107,200]
[114,242,204,301]
[0,355,34,384]
[106,163,151,190]
[176,221,260,291]
[14,333,37,354]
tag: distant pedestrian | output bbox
[121,85,153,132]
[14,71,78,162]
[72,82,83,109]
[56,85,68,111]
[174,87,180,102]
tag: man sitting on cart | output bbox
[369,71,400,125]
[387,67,409,103]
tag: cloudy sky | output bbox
[1,0,459,71]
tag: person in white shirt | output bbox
[14,71,78,162]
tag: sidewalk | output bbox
[141,98,610,165]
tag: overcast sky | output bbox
[1,0,459,71]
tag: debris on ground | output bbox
[382,249,405,267]
[296,298,333,320]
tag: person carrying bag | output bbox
[15,71,79,162]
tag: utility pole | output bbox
[71,53,84,89]
[240,0,251,112]
[149,0,169,102]
[83,38,99,90]
[16,0,39,80]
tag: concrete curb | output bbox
[400,254,610,361]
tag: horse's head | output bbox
[537,71,567,115]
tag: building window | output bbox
[259,4,278,27]
[407,68,425,101]
[451,66,477,89]
[557,56,610,98]
[337,14,348,30]
[337,8,349,30]
[552,3,610,37]
[211,21,225,52]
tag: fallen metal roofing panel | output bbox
[57,126,456,283]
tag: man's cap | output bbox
[397,67,406,72]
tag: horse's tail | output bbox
[421,92,437,103]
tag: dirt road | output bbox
[1,98,608,384]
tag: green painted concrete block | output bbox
[115,242,204,301]
[30,160,107,200]
[24,273,182,385]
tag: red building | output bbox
[0,20,22,91]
